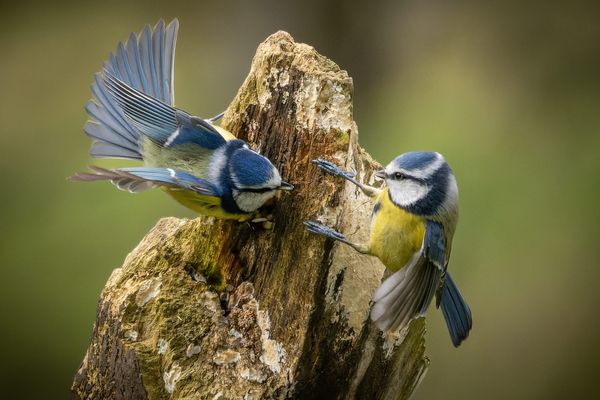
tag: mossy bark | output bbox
[72,31,429,400]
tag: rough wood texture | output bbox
[72,31,429,400]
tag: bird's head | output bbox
[227,144,293,213]
[375,151,458,216]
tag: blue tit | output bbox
[305,152,472,346]
[70,19,293,221]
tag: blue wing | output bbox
[70,165,222,196]
[101,70,178,144]
[102,70,227,150]
[85,18,231,162]
[84,19,179,160]
[104,18,177,106]
[423,220,446,270]
[85,71,143,160]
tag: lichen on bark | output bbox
[72,31,428,400]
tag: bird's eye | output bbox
[394,172,405,180]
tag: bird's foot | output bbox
[312,159,356,180]
[304,221,347,242]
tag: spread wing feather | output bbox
[84,19,179,160]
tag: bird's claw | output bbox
[312,159,356,180]
[304,221,346,241]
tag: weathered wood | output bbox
[72,31,428,400]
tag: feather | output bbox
[372,256,441,332]
[139,24,159,98]
[90,74,134,137]
[153,19,166,101]
[86,76,141,160]
[103,70,231,153]
[372,252,417,302]
[83,110,137,151]
[83,19,179,160]
[439,272,472,346]
[117,41,136,88]
[89,142,141,159]
[106,19,176,105]
[102,71,178,143]
[424,220,446,269]
[370,220,446,333]
[164,19,178,104]
[117,167,222,196]
[125,33,144,91]
[70,165,222,198]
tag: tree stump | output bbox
[72,31,429,400]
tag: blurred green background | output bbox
[1,0,599,399]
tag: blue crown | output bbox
[229,148,275,187]
[393,152,439,171]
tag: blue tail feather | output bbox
[70,166,221,196]
[439,272,472,347]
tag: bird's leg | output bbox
[304,221,371,254]
[312,159,380,197]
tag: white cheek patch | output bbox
[233,190,277,212]
[388,180,430,207]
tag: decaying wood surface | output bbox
[72,31,429,400]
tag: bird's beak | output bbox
[375,169,386,180]
[279,181,294,191]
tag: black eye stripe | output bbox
[387,172,423,182]
[239,187,276,193]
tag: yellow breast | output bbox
[369,188,426,271]
[162,187,252,221]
